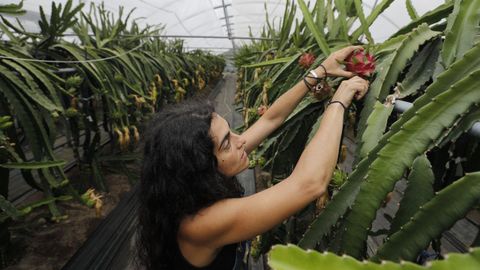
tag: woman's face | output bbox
[210,113,249,177]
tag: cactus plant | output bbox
[269,244,480,270]
[237,0,480,264]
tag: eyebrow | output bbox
[218,121,231,150]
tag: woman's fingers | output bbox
[345,76,369,100]
[333,76,369,106]
[348,76,367,84]
[356,81,369,100]
[337,70,356,78]
[337,46,364,59]
[355,89,367,100]
[322,46,364,78]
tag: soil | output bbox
[4,166,132,270]
[1,80,219,270]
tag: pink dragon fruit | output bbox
[298,53,316,69]
[345,49,376,77]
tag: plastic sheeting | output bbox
[6,0,446,52]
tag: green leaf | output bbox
[41,167,64,189]
[0,64,61,112]
[405,0,419,20]
[390,2,453,38]
[388,155,434,235]
[438,107,480,148]
[0,80,44,159]
[374,34,407,55]
[242,54,300,68]
[357,101,394,160]
[351,0,395,42]
[352,0,374,44]
[297,0,331,56]
[315,0,325,36]
[286,96,318,122]
[396,38,441,98]
[0,195,72,223]
[257,98,320,158]
[372,43,480,161]
[0,1,26,15]
[0,48,67,103]
[271,53,305,84]
[0,194,22,220]
[440,0,480,69]
[299,20,480,254]
[0,20,19,42]
[356,24,440,163]
[0,160,66,169]
[325,0,335,37]
[100,47,144,82]
[334,0,349,41]
[374,172,480,262]
[51,44,106,89]
[342,69,480,259]
[268,244,480,270]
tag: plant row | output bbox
[0,1,225,266]
[234,0,480,267]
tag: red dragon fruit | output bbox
[345,49,376,77]
[298,52,316,69]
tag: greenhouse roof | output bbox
[8,0,445,53]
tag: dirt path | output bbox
[4,168,132,270]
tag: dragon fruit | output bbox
[298,52,316,69]
[345,49,376,77]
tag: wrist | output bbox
[331,93,351,108]
[327,100,348,111]
[314,64,328,78]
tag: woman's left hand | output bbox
[315,45,364,78]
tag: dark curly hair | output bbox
[136,99,243,270]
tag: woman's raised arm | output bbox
[179,76,369,255]
[241,45,363,154]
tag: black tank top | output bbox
[172,242,238,269]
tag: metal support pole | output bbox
[221,0,236,53]
[214,3,231,9]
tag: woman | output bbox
[137,46,369,269]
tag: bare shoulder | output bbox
[178,198,240,246]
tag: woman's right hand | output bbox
[317,46,364,78]
[331,76,369,108]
